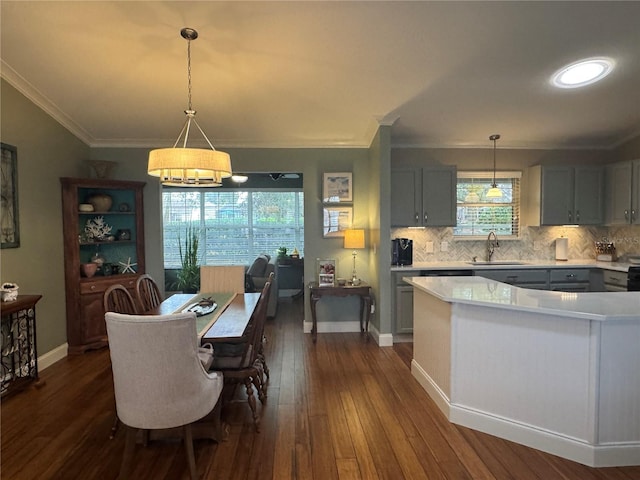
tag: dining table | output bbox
[149,291,261,343]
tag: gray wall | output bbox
[1,79,90,354]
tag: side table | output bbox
[308,281,371,343]
[1,295,43,397]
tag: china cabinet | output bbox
[390,166,457,227]
[60,178,146,354]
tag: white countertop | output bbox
[404,275,640,321]
[391,259,635,273]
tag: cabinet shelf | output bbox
[78,211,135,215]
[79,240,134,246]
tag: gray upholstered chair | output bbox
[247,254,278,318]
[105,311,223,480]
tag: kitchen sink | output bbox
[467,261,529,266]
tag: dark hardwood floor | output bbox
[2,299,639,479]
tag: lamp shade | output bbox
[148,148,232,186]
[486,186,503,198]
[343,229,365,249]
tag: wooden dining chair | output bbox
[208,280,271,432]
[199,266,246,293]
[103,284,138,315]
[135,274,162,312]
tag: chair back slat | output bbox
[200,266,245,293]
[135,274,162,312]
[104,284,138,314]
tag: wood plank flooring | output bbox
[2,299,639,479]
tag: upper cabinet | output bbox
[525,165,603,226]
[605,160,640,225]
[390,166,456,227]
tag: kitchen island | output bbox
[404,275,640,467]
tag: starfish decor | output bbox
[118,257,137,274]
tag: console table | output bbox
[1,295,42,397]
[308,282,371,343]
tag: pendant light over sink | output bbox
[486,134,503,198]
[148,28,232,187]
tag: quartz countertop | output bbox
[391,259,635,273]
[403,275,640,321]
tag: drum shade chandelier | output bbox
[148,28,232,187]
[486,134,503,198]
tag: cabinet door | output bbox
[573,167,603,225]
[422,166,456,226]
[605,161,633,225]
[395,285,414,334]
[79,292,108,346]
[541,166,574,225]
[391,168,421,227]
[632,160,640,225]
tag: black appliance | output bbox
[392,238,413,266]
[628,267,640,291]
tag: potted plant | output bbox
[174,226,201,293]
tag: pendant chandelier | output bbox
[486,134,503,198]
[148,28,232,187]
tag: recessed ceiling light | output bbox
[551,57,614,89]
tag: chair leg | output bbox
[243,378,260,432]
[110,412,120,439]
[118,426,137,480]
[252,370,266,403]
[184,424,198,480]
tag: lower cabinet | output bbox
[476,269,550,290]
[549,269,591,292]
[395,285,414,334]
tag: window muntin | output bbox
[162,189,304,267]
[454,171,521,238]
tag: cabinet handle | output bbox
[506,275,518,281]
[90,285,96,290]
[576,210,580,222]
[424,213,428,222]
[624,209,629,220]
[568,211,572,222]
[633,210,637,222]
[566,274,576,278]
[415,213,419,223]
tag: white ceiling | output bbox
[2,1,640,150]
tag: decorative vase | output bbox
[81,263,98,278]
[86,193,113,212]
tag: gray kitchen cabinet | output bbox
[395,285,414,334]
[605,160,640,225]
[476,269,550,289]
[391,166,456,227]
[549,268,591,292]
[525,165,604,226]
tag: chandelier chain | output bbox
[186,38,192,112]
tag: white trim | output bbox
[38,343,68,371]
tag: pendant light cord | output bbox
[186,37,192,112]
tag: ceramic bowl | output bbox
[79,203,94,212]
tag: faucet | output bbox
[486,231,499,262]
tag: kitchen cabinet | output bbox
[525,165,603,226]
[391,271,419,334]
[60,178,146,354]
[476,269,549,290]
[390,166,456,227]
[604,159,640,225]
[602,269,627,292]
[549,268,591,292]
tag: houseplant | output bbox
[175,226,201,293]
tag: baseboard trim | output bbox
[38,343,68,371]
[411,358,640,467]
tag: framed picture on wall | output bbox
[323,172,352,203]
[323,206,352,237]
[1,143,19,249]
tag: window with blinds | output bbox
[454,171,521,238]
[162,189,304,267]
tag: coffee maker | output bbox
[391,238,413,265]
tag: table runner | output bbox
[172,292,236,337]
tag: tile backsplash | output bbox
[391,225,640,263]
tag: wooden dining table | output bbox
[149,291,261,344]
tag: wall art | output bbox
[323,172,352,203]
[1,143,19,249]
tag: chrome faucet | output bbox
[486,231,499,262]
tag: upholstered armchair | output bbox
[246,254,278,318]
[105,311,223,480]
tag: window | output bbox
[454,171,521,238]
[162,189,304,267]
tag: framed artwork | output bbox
[317,259,336,286]
[1,143,19,249]
[323,172,352,203]
[323,206,352,237]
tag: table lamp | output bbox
[344,229,365,286]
